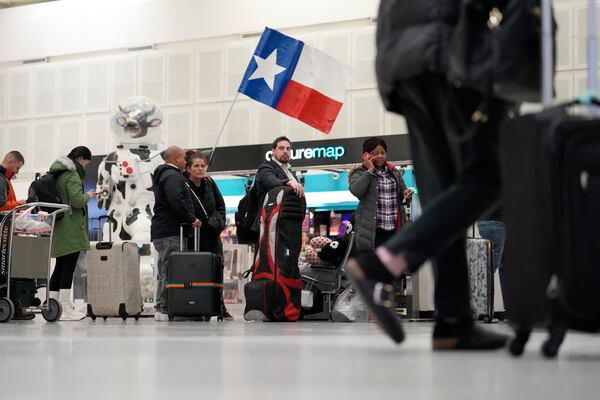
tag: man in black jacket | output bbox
[151,146,201,321]
[346,0,510,349]
[256,136,304,202]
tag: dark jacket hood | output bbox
[154,163,180,180]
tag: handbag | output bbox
[446,0,553,104]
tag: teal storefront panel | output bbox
[214,169,416,213]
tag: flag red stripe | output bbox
[276,80,343,134]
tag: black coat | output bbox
[255,159,299,204]
[376,0,460,113]
[185,177,226,255]
[151,164,196,241]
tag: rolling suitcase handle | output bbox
[179,223,200,252]
[541,0,553,106]
[96,215,117,250]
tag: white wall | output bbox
[0,0,379,64]
[0,0,408,178]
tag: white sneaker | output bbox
[244,310,267,321]
[154,312,170,322]
[60,303,86,321]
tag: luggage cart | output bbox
[0,202,70,322]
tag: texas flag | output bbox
[238,27,352,134]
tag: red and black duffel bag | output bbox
[244,186,305,322]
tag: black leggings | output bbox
[49,252,80,291]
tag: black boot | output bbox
[432,321,508,350]
[13,307,35,321]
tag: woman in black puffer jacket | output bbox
[185,151,226,255]
[185,150,233,320]
[347,0,512,349]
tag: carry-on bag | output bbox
[331,285,369,323]
[87,215,142,320]
[166,224,223,321]
[500,0,600,357]
[466,237,494,323]
[244,186,305,322]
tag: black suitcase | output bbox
[166,225,223,321]
[501,106,600,356]
[500,1,600,357]
[244,186,306,322]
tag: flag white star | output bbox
[248,49,286,91]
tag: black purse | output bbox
[447,0,553,103]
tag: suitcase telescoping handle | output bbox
[541,0,553,106]
[96,215,117,250]
[98,215,117,243]
[180,223,200,252]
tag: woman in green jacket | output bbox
[48,146,96,321]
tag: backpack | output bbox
[235,183,259,245]
[27,171,66,220]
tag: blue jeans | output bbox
[476,220,504,273]
[477,220,506,301]
[153,236,180,313]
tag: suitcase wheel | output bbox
[541,339,560,358]
[87,304,96,321]
[0,297,15,323]
[134,315,139,321]
[168,313,174,321]
[118,303,128,321]
[509,327,531,357]
[541,321,567,359]
[102,316,108,321]
[42,298,62,322]
[204,316,211,322]
[217,315,223,322]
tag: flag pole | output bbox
[206,91,240,171]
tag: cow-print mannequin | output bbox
[97,96,165,242]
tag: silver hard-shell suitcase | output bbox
[86,215,142,320]
[466,237,494,323]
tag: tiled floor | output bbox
[0,309,599,400]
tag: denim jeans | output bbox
[153,236,180,313]
[477,220,507,302]
[477,220,505,273]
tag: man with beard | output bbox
[255,136,304,203]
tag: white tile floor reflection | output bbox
[0,309,599,400]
